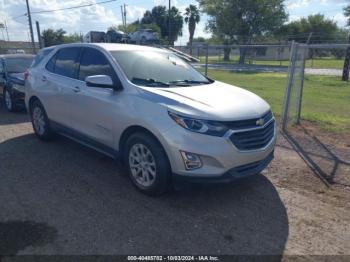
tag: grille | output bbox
[229,120,275,150]
[224,110,273,130]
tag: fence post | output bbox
[281,41,297,132]
[296,45,308,124]
[205,44,209,77]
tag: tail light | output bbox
[24,70,29,80]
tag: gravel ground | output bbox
[0,103,349,258]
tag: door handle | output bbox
[41,76,47,82]
[73,86,81,93]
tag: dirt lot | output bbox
[0,103,349,259]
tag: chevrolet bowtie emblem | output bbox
[256,118,265,126]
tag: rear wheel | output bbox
[30,100,54,141]
[124,132,171,196]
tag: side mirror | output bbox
[85,75,114,89]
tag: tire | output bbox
[140,36,147,45]
[3,88,16,112]
[123,132,171,196]
[30,100,54,141]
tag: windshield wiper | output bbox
[169,80,210,86]
[132,77,170,87]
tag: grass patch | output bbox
[198,56,345,69]
[205,70,350,132]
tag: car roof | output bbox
[0,54,35,59]
[51,43,167,53]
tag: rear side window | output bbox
[78,47,117,83]
[51,47,80,78]
[46,54,56,73]
[32,48,54,68]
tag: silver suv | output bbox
[25,43,276,195]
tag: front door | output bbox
[70,47,120,149]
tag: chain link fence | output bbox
[281,43,350,131]
[175,44,292,76]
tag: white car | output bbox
[25,43,276,195]
[129,29,159,45]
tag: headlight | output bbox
[168,111,228,136]
[12,84,25,92]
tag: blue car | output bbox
[0,54,35,112]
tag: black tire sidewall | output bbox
[3,88,14,112]
[30,100,53,140]
[124,132,171,196]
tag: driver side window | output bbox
[78,47,118,84]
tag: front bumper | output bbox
[159,122,276,179]
[173,151,274,183]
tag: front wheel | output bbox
[30,100,54,141]
[124,132,171,196]
[4,88,15,112]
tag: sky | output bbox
[0,0,349,45]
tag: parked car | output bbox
[83,31,106,43]
[25,43,276,195]
[7,49,26,54]
[129,29,159,45]
[0,54,34,111]
[106,30,129,43]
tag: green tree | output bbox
[41,28,66,47]
[344,5,350,27]
[277,14,340,43]
[184,4,200,55]
[141,5,183,46]
[63,33,81,43]
[198,0,287,62]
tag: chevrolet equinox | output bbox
[25,43,276,195]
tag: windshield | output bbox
[110,50,210,87]
[6,57,34,73]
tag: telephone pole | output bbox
[35,21,43,49]
[168,0,171,46]
[4,21,9,41]
[120,4,127,32]
[123,4,127,26]
[25,0,36,53]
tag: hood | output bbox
[140,81,271,121]
[8,72,25,84]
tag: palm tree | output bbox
[184,5,200,55]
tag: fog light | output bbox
[180,151,202,170]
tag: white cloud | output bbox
[332,12,348,26]
[287,0,310,10]
[1,0,122,41]
[153,0,179,6]
[125,5,147,22]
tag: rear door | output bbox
[40,47,81,127]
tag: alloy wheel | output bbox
[129,143,157,187]
[32,107,46,135]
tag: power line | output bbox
[31,0,117,14]
[10,0,117,19]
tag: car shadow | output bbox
[0,134,288,257]
[282,126,350,187]
[0,220,57,256]
[0,101,29,125]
